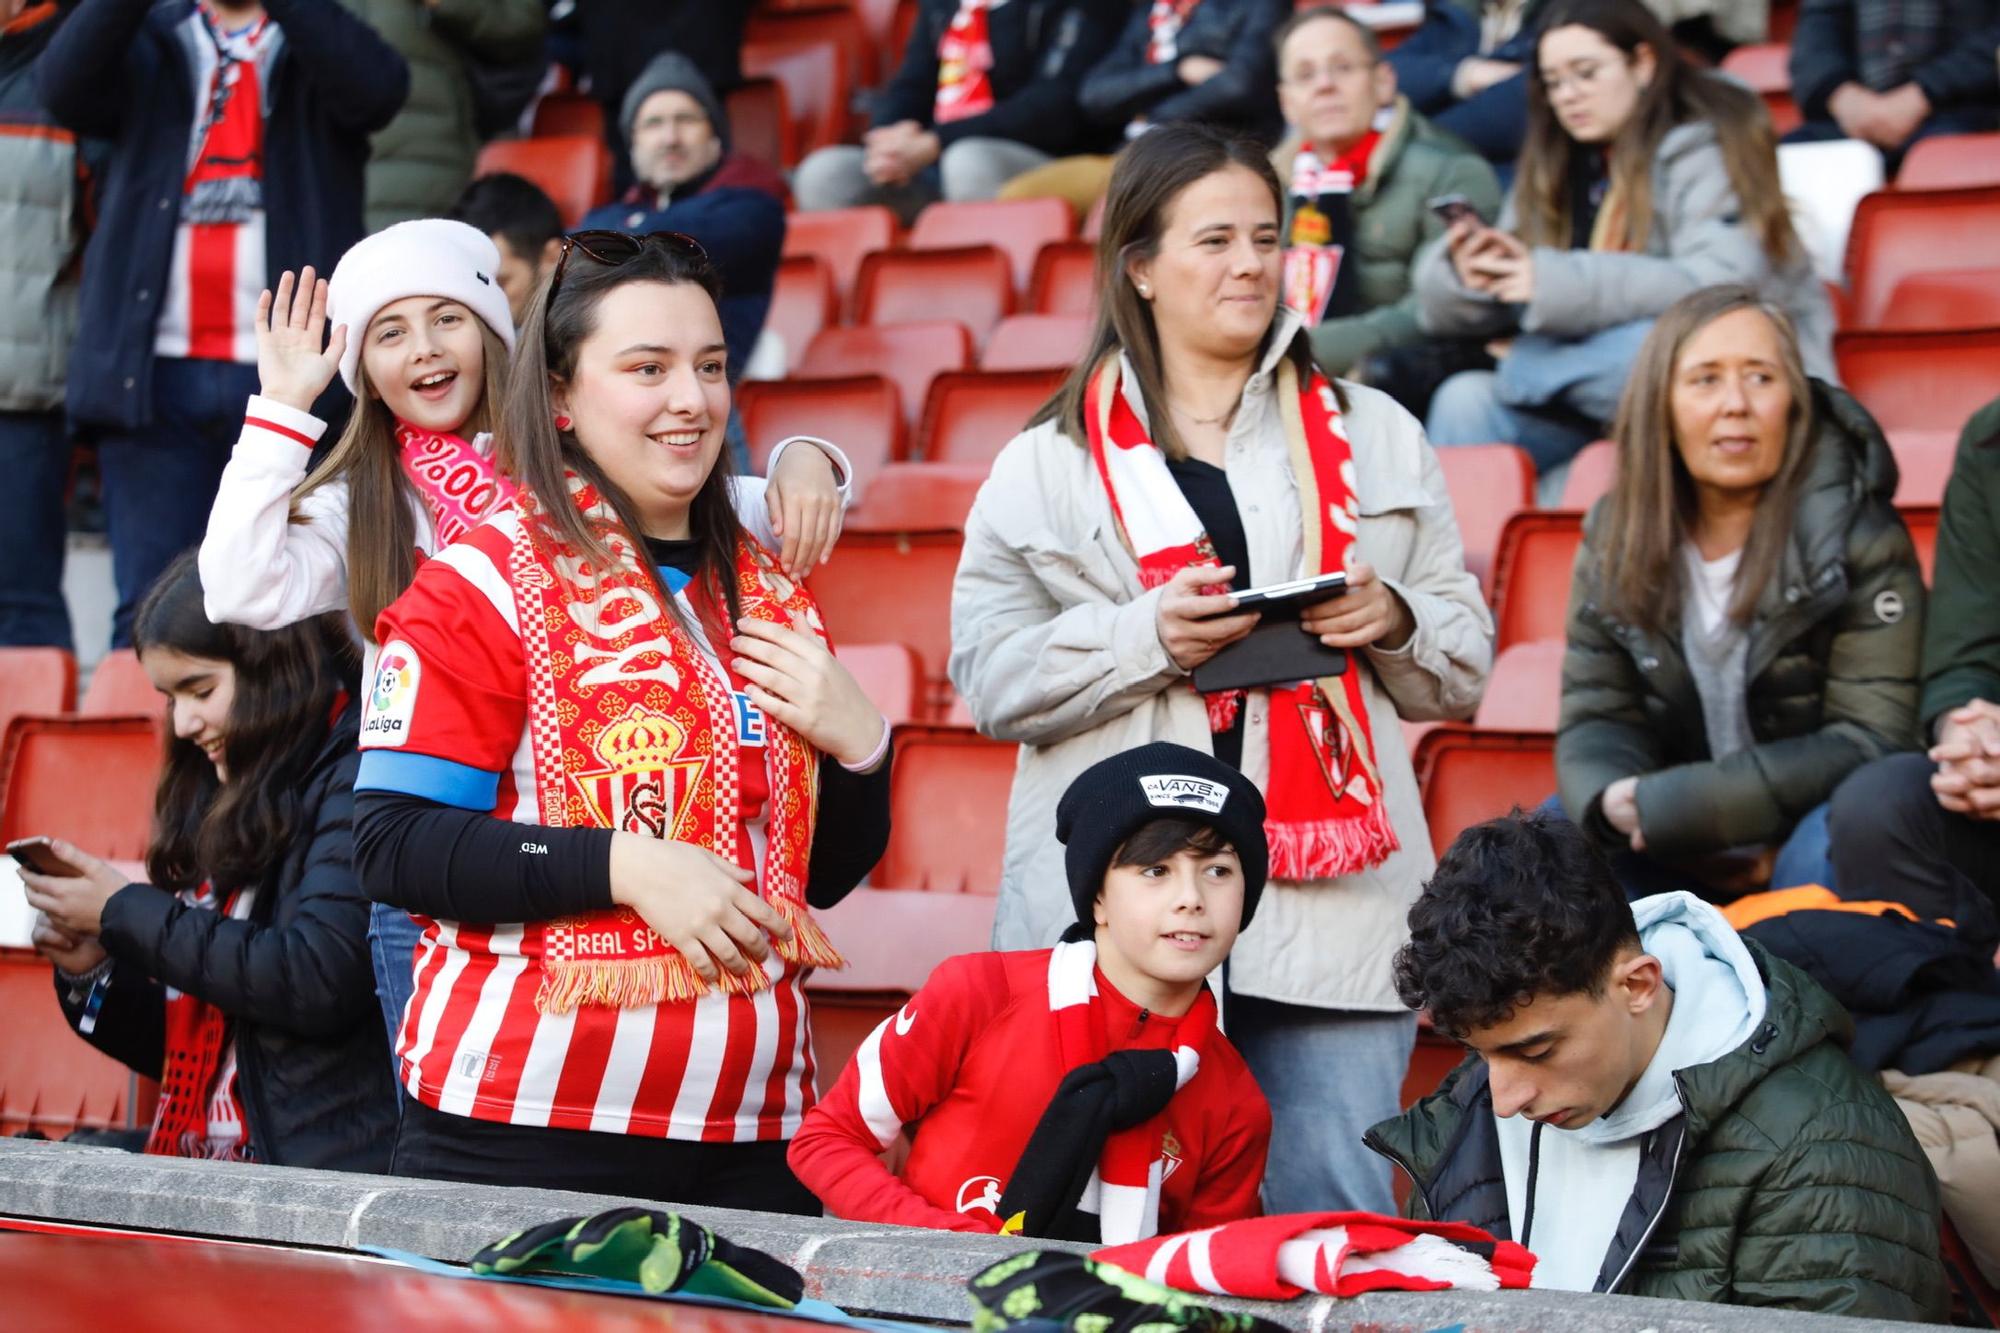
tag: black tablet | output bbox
[1221,571,1348,616]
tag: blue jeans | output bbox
[0,409,74,649]
[1431,71,1528,167]
[1225,993,1417,1214]
[1536,794,1836,900]
[96,356,261,647]
[1427,319,1655,473]
[368,900,423,1068]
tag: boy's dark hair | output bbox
[449,172,563,262]
[1111,816,1234,870]
[1393,810,1640,1038]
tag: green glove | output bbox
[471,1206,805,1308]
[968,1251,1285,1333]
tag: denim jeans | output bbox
[368,900,424,1069]
[1426,319,1655,474]
[96,357,261,646]
[0,409,74,649]
[1536,794,1836,900]
[1225,992,1417,1214]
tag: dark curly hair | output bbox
[1393,810,1639,1038]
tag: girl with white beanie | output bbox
[197,218,854,1057]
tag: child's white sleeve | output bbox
[199,395,354,629]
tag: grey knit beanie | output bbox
[620,52,730,153]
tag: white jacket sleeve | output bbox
[199,396,354,630]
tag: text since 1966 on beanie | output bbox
[1055,743,1270,931]
[326,219,518,395]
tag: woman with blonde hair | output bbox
[1556,284,1922,900]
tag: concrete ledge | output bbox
[0,1140,1942,1330]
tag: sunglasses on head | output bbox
[548,229,709,299]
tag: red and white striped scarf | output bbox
[146,882,258,1161]
[395,422,516,549]
[934,0,997,124]
[1084,356,1399,881]
[1046,938,1212,1244]
[1096,1211,1537,1299]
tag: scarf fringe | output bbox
[1265,801,1402,882]
[537,953,772,1015]
[1204,690,1240,733]
[772,895,846,971]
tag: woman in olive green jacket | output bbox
[1556,286,1924,900]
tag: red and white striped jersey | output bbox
[356,510,818,1142]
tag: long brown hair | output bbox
[498,240,745,632]
[1032,121,1316,460]
[1515,0,1799,265]
[292,320,509,638]
[133,552,360,893]
[1597,284,1816,632]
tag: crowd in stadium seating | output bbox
[4,0,2000,1322]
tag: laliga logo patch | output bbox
[361,641,420,748]
[1140,773,1228,815]
[956,1175,1003,1215]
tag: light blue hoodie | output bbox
[1495,892,1769,1290]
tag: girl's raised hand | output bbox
[256,267,348,413]
[765,441,846,576]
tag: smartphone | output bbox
[6,837,80,877]
[1428,193,1481,227]
[1215,571,1349,617]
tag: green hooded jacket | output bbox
[1918,395,2000,734]
[1365,941,1949,1321]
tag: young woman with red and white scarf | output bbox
[949,121,1492,1216]
[348,234,890,1209]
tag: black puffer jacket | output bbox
[1558,382,1925,859]
[55,704,395,1171]
[1076,0,1284,135]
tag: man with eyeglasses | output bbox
[1274,6,1500,412]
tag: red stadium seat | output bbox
[919,369,1065,465]
[782,205,901,313]
[835,643,924,729]
[81,650,161,718]
[764,255,839,373]
[909,197,1074,293]
[1414,727,1557,858]
[724,77,798,170]
[983,314,1092,372]
[1490,510,1585,652]
[1557,439,1618,511]
[1902,504,1941,584]
[1835,326,2000,433]
[873,726,1020,893]
[0,716,161,861]
[1028,239,1098,317]
[741,39,850,157]
[1882,268,2000,331]
[855,245,1015,344]
[1473,640,1566,731]
[1436,444,1535,593]
[530,92,603,142]
[1891,429,1959,505]
[1720,43,1802,135]
[1082,194,1107,241]
[1845,185,2000,327]
[0,946,155,1137]
[473,135,612,227]
[0,648,76,743]
[802,321,975,431]
[1897,133,2000,191]
[738,376,903,485]
[747,6,878,93]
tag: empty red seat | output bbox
[983,313,1092,372]
[1835,326,2000,433]
[920,369,1065,465]
[81,649,161,718]
[1845,185,2000,327]
[910,197,1074,294]
[802,321,975,431]
[1414,727,1557,858]
[1557,439,1618,512]
[873,726,1020,892]
[1882,268,2000,331]
[0,946,154,1137]
[0,647,76,743]
[1474,640,1566,731]
[1891,429,1959,505]
[856,245,1015,344]
[724,77,797,170]
[741,39,849,158]
[1490,510,1585,652]
[1436,444,1536,593]
[1720,43,1801,135]
[764,254,839,373]
[782,205,900,313]
[1897,133,2000,191]
[835,642,924,729]
[530,91,603,142]
[747,6,878,92]
[0,716,161,861]
[473,135,612,227]
[737,375,903,487]
[1028,239,1098,317]
[1082,194,1107,241]
[1902,504,1941,584]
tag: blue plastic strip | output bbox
[355,751,501,811]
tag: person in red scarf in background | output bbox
[1272,7,1500,417]
[23,553,395,1171]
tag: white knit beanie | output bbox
[327,219,517,394]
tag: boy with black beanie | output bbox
[790,743,1273,1239]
